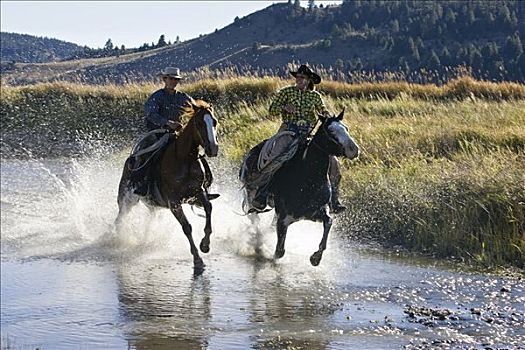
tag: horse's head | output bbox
[189,100,219,157]
[317,108,359,160]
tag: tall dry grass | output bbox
[342,151,524,267]
[1,77,524,267]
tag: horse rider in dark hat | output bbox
[131,67,217,200]
[241,64,345,213]
[144,67,193,132]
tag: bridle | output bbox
[307,118,345,156]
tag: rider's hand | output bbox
[166,120,182,132]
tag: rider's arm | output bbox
[314,91,330,118]
[185,94,196,106]
[144,91,168,128]
[269,88,291,118]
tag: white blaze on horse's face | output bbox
[204,113,219,157]
[327,120,359,160]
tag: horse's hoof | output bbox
[310,252,322,266]
[200,240,210,254]
[274,249,285,260]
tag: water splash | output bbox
[1,137,347,276]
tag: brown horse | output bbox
[115,100,219,272]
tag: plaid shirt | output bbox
[269,86,328,126]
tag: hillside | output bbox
[0,32,85,63]
[1,1,524,85]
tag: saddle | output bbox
[128,129,218,206]
[128,128,171,173]
[240,129,301,213]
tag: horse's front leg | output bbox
[310,209,332,266]
[197,191,212,254]
[274,214,292,260]
[169,199,205,273]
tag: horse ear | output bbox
[337,107,345,120]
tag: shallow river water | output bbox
[1,156,524,350]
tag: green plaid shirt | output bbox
[269,86,328,126]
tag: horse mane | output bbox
[179,100,211,125]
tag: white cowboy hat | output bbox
[160,67,183,79]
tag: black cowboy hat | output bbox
[290,64,321,84]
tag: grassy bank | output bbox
[1,78,524,267]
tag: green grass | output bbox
[341,151,524,268]
[1,78,524,267]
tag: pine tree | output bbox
[440,46,451,66]
[467,8,475,25]
[497,4,512,29]
[408,37,420,62]
[335,58,345,71]
[104,38,114,51]
[445,8,456,24]
[383,35,394,50]
[456,47,468,64]
[428,49,440,68]
[503,31,523,59]
[390,19,399,33]
[308,0,315,11]
[469,46,483,69]
[351,57,363,71]
[518,53,525,80]
[157,34,167,48]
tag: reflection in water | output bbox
[116,262,212,349]
[247,261,332,350]
[113,252,346,350]
[248,260,337,325]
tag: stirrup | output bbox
[247,206,272,214]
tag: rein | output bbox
[303,120,337,158]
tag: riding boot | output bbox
[330,184,346,214]
[191,187,221,208]
[205,188,220,201]
[252,189,268,212]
